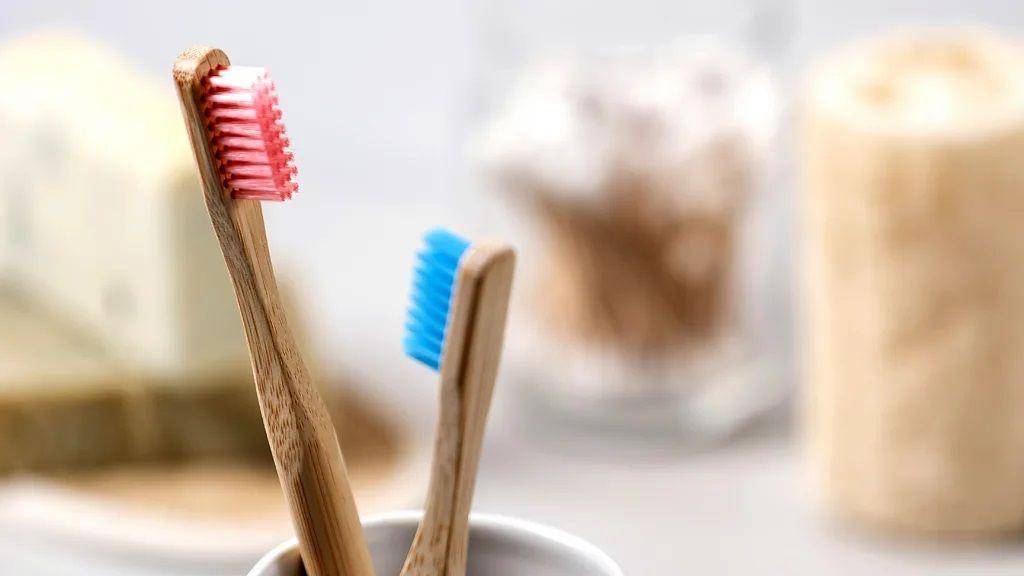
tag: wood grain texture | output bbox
[172,47,374,576]
[401,242,515,576]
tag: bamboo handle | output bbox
[401,242,515,576]
[173,47,374,576]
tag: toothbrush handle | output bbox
[402,243,515,576]
[229,201,375,576]
[173,48,375,576]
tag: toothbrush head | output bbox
[200,66,298,201]
[403,228,472,370]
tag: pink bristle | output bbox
[200,66,298,201]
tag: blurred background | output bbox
[2,1,1024,574]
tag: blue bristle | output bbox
[403,228,471,370]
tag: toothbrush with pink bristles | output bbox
[173,46,374,576]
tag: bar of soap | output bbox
[0,31,263,472]
[0,31,249,379]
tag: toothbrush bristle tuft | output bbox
[403,228,471,371]
[201,66,298,201]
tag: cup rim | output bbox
[249,510,624,576]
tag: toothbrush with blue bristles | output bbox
[400,229,516,576]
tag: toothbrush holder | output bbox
[249,512,624,576]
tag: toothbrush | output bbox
[400,229,515,576]
[172,47,374,576]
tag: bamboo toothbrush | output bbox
[172,47,374,576]
[400,229,515,576]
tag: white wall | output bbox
[1,0,1021,397]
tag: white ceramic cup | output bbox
[249,511,624,576]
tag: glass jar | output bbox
[467,0,795,444]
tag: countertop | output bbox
[5,412,1024,575]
